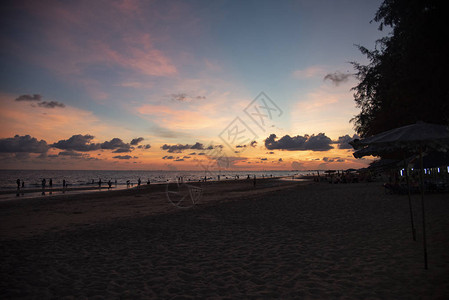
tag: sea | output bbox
[0,169,312,191]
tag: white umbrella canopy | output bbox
[350,121,449,270]
[351,121,449,152]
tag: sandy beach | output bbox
[1,178,448,299]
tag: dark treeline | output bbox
[351,0,449,137]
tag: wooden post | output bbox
[419,146,428,269]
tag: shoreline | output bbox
[0,177,309,239]
[0,175,306,202]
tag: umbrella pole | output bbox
[419,146,428,269]
[404,159,416,241]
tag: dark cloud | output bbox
[15,94,42,101]
[265,133,333,151]
[130,137,144,145]
[336,134,359,149]
[112,148,132,153]
[100,138,134,153]
[113,155,132,160]
[170,93,206,102]
[161,142,212,153]
[171,93,188,101]
[323,157,345,163]
[260,158,267,161]
[15,94,65,109]
[51,134,100,151]
[162,155,174,160]
[250,141,257,147]
[323,71,352,86]
[137,144,151,149]
[174,158,184,161]
[192,142,207,150]
[58,151,83,157]
[236,145,246,148]
[0,135,49,153]
[101,138,129,150]
[278,158,283,162]
[37,101,65,108]
[188,152,196,155]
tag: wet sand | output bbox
[1,179,448,298]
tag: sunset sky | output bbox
[0,0,386,171]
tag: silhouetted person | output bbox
[49,178,53,188]
[63,179,66,188]
[98,178,102,188]
[253,175,256,187]
[138,178,141,186]
[108,180,112,189]
[126,180,130,188]
[16,178,20,189]
[21,180,24,188]
[147,179,150,185]
[42,178,46,195]
[115,179,117,186]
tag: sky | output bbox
[0,0,388,171]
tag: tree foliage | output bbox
[351,0,449,137]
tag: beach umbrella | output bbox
[351,122,449,269]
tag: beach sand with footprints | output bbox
[1,178,448,298]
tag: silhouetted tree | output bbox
[351,0,449,137]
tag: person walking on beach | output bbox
[41,178,46,195]
[98,178,102,188]
[49,178,53,188]
[253,175,256,187]
[63,179,66,188]
[16,178,20,189]
[108,180,112,189]
[138,178,141,186]
[147,179,151,185]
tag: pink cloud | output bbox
[9,1,178,90]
